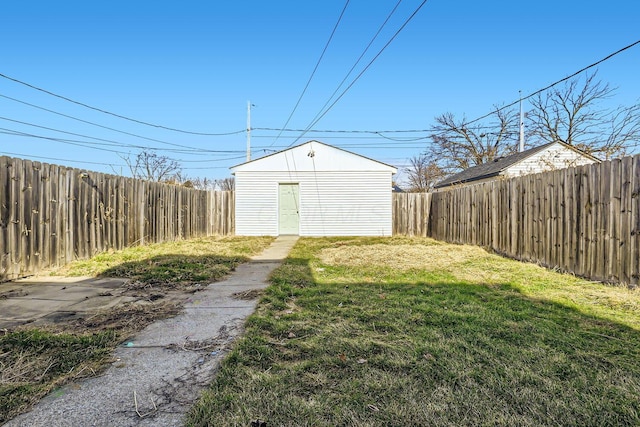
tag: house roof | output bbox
[434,141,599,189]
[230,140,397,173]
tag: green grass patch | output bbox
[188,236,640,426]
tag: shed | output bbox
[230,140,397,236]
[434,141,599,189]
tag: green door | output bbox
[279,184,299,235]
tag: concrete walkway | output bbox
[4,236,298,427]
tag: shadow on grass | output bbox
[188,254,640,427]
[96,254,251,288]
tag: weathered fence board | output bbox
[392,192,432,237]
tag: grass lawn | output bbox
[187,236,640,427]
[0,235,274,424]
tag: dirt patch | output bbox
[9,295,185,338]
[232,289,264,300]
[70,300,183,336]
[39,311,81,324]
[123,279,205,294]
[0,289,29,299]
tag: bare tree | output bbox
[123,151,181,182]
[189,177,217,190]
[404,154,445,192]
[170,172,218,190]
[429,107,519,173]
[215,177,235,191]
[527,71,640,159]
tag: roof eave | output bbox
[230,140,398,173]
[434,170,502,188]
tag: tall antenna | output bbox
[246,101,252,161]
[519,90,525,152]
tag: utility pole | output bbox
[519,90,525,152]
[246,100,252,161]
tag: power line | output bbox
[375,133,430,142]
[182,159,246,170]
[0,128,132,155]
[0,150,242,170]
[261,40,640,146]
[252,135,427,141]
[0,72,244,136]
[0,115,244,154]
[254,124,500,134]
[0,128,244,162]
[258,126,430,134]
[0,116,197,153]
[0,150,125,167]
[0,93,245,151]
[305,0,404,135]
[461,39,640,128]
[269,0,351,147]
[4,38,635,174]
[288,0,430,147]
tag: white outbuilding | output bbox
[230,140,397,236]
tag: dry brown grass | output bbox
[319,241,502,277]
[70,300,182,335]
[0,351,54,386]
[319,243,462,271]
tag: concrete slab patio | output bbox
[4,235,299,427]
[0,276,134,329]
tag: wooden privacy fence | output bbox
[0,156,234,281]
[428,154,640,286]
[392,192,432,236]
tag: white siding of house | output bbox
[504,144,595,178]
[234,171,280,236]
[234,170,393,236]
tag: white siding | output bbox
[234,171,280,236]
[504,144,596,177]
[235,171,393,236]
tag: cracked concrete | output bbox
[3,236,298,427]
[0,277,134,329]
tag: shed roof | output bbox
[434,141,599,188]
[231,140,397,173]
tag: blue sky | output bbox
[1,0,638,184]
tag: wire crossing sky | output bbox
[270,0,351,148]
[1,0,638,181]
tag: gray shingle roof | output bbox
[434,142,574,188]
